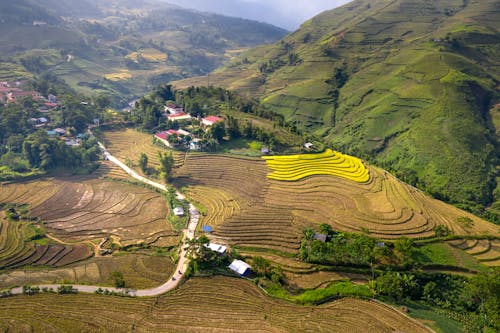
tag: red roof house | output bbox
[202,116,224,127]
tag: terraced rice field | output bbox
[0,178,179,247]
[93,160,132,180]
[174,153,498,256]
[0,254,175,290]
[449,239,500,267]
[0,217,92,270]
[101,128,186,173]
[263,149,370,182]
[0,276,430,333]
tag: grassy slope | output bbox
[174,0,500,217]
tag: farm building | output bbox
[6,91,43,103]
[229,259,251,276]
[167,112,192,121]
[303,142,314,149]
[173,207,185,216]
[314,233,327,242]
[202,116,224,127]
[190,138,201,151]
[164,104,184,115]
[205,243,227,254]
[166,129,190,137]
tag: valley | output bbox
[0,0,499,332]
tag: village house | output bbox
[205,243,227,254]
[201,116,224,127]
[164,104,184,115]
[155,129,191,148]
[173,207,185,216]
[29,117,49,127]
[229,259,251,276]
[167,112,192,122]
[6,91,43,103]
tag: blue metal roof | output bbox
[202,225,213,232]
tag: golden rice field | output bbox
[0,178,179,247]
[263,149,370,183]
[0,276,430,333]
[104,70,132,81]
[173,153,499,255]
[101,128,186,173]
[0,254,175,290]
[449,239,500,267]
[126,48,167,62]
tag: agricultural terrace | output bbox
[449,239,500,267]
[0,178,179,247]
[0,215,92,271]
[174,153,498,257]
[101,128,186,172]
[0,254,174,290]
[0,276,430,333]
[263,149,370,183]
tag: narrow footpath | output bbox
[9,142,200,297]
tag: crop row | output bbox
[263,149,370,182]
[449,239,500,267]
[0,276,428,332]
[0,218,92,270]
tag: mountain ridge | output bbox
[173,0,500,220]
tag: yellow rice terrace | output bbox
[263,149,369,183]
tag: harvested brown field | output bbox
[93,160,132,180]
[449,239,500,267]
[0,254,175,290]
[174,153,498,256]
[0,178,179,247]
[101,128,186,172]
[0,276,431,333]
[0,217,92,270]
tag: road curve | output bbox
[8,141,200,297]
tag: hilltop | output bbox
[0,0,287,104]
[174,0,500,220]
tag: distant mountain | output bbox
[0,0,287,103]
[174,0,500,220]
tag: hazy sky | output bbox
[165,0,352,30]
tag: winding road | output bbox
[8,141,200,297]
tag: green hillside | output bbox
[174,0,500,221]
[0,0,287,104]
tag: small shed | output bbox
[229,259,251,276]
[205,243,227,254]
[173,207,185,216]
[261,147,270,155]
[314,233,328,242]
[303,142,314,149]
[202,225,213,233]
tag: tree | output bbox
[138,153,148,173]
[208,121,225,142]
[463,268,500,331]
[110,271,125,288]
[394,237,415,266]
[158,151,174,182]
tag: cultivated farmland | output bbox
[0,254,175,290]
[0,216,92,271]
[0,276,430,333]
[173,153,498,256]
[100,128,186,174]
[0,178,179,247]
[449,239,500,267]
[263,149,370,183]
